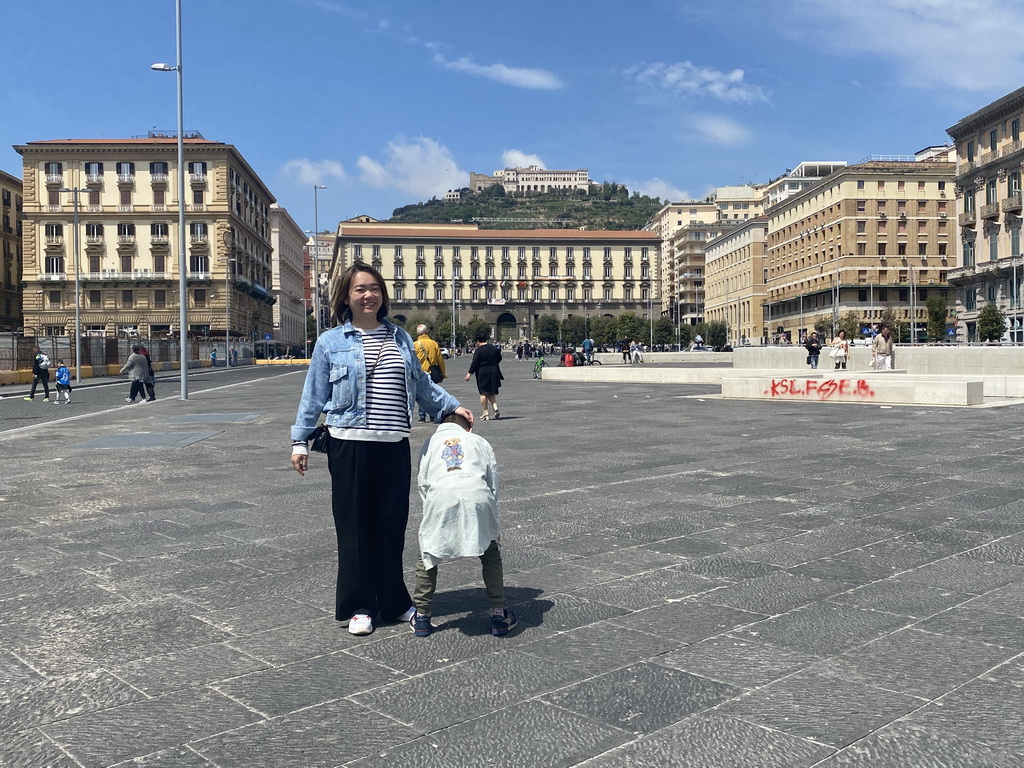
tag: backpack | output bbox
[37,353,51,370]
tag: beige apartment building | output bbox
[269,205,306,353]
[15,134,277,346]
[331,222,660,340]
[765,157,956,343]
[946,86,1024,343]
[1,169,22,333]
[703,218,768,344]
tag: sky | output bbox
[3,0,1024,231]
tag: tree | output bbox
[838,311,861,340]
[677,323,695,348]
[978,302,1006,342]
[464,317,492,343]
[926,294,949,341]
[653,317,675,347]
[615,311,647,342]
[813,315,832,340]
[879,304,899,339]
[705,320,728,348]
[535,315,559,343]
[561,315,586,347]
[589,315,617,347]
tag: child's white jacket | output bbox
[417,423,499,570]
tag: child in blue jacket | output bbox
[54,360,72,404]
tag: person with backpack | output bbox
[24,346,52,401]
[54,360,72,404]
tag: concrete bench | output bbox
[721,375,985,406]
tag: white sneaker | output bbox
[348,613,374,636]
[397,606,416,623]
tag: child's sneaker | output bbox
[490,609,517,637]
[410,612,434,637]
[348,613,374,636]
[397,606,416,623]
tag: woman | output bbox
[290,263,474,637]
[464,328,503,420]
[119,345,150,403]
[832,329,850,371]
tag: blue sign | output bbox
[947,328,955,336]
[264,333,272,340]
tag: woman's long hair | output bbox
[331,262,390,324]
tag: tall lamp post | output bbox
[312,185,327,337]
[57,187,84,383]
[151,0,188,399]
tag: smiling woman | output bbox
[289,261,475,637]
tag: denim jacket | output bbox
[290,319,461,442]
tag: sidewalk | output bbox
[2,364,1024,766]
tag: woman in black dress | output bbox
[464,328,504,420]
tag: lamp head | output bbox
[150,63,175,71]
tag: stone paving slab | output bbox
[3,363,1024,765]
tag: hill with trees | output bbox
[388,182,664,231]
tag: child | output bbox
[54,360,72,404]
[410,412,516,637]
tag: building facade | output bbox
[469,166,590,195]
[15,134,277,347]
[703,218,768,345]
[331,222,660,340]
[764,159,955,343]
[0,169,22,333]
[946,86,1024,343]
[269,205,306,353]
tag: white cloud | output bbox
[689,115,752,146]
[280,158,346,186]
[356,137,466,199]
[434,54,563,90]
[632,61,769,104]
[502,150,546,169]
[625,177,691,202]
[791,0,1024,91]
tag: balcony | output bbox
[85,235,104,248]
[151,235,169,246]
[150,204,167,212]
[959,210,977,227]
[116,204,134,212]
[1003,194,1023,213]
[44,235,64,247]
[187,203,205,212]
[151,173,169,184]
[42,204,61,213]
[190,173,207,184]
[86,173,103,185]
[37,273,66,282]
[117,235,136,246]
[117,173,135,184]
[190,233,209,245]
[1002,140,1023,157]
[188,271,212,280]
[981,202,1001,220]
[86,204,102,213]
[45,173,63,184]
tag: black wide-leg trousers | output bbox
[327,437,413,622]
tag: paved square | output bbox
[2,361,1024,766]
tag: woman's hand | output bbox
[290,453,308,476]
[463,373,470,381]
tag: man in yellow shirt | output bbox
[414,324,447,422]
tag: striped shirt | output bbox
[330,325,410,442]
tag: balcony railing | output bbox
[86,173,103,185]
[151,235,169,245]
[150,204,167,212]
[85,236,104,246]
[117,173,135,184]
[1002,140,1022,157]
[187,203,205,212]
[981,202,1001,219]
[190,173,207,183]
[37,273,66,281]
[81,270,167,280]
[959,211,977,227]
[957,160,976,175]
[151,173,169,184]
[1003,194,1023,213]
[117,204,134,212]
[44,235,64,246]
[45,174,63,184]
[86,204,102,213]
[189,271,212,280]
[190,234,208,244]
[117,235,136,245]
[42,204,61,213]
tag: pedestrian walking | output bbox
[872,325,894,370]
[831,330,850,370]
[119,345,150,403]
[137,343,157,401]
[54,360,72,404]
[413,324,446,423]
[210,348,218,367]
[289,262,474,637]
[464,328,504,420]
[409,412,516,638]
[804,332,822,369]
[24,346,51,401]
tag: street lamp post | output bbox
[57,187,83,383]
[312,185,327,338]
[151,0,188,399]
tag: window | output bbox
[624,264,633,279]
[417,287,425,301]
[395,263,403,279]
[990,234,999,262]
[416,262,425,279]
[898,242,907,256]
[604,247,612,260]
[122,290,134,307]
[371,245,380,258]
[624,286,633,302]
[153,188,165,206]
[188,222,206,238]
[1011,170,1022,195]
[857,180,865,189]
[879,289,888,302]
[919,243,928,256]
[435,246,443,259]
[85,162,103,180]
[1014,119,1022,143]
[45,162,62,179]
[856,200,866,213]
[624,247,632,261]
[583,264,591,279]
[88,254,100,273]
[518,247,526,261]
[120,253,133,272]
[88,188,99,206]
[964,191,975,213]
[434,263,444,279]
[486,264,495,279]
[393,283,403,300]
[116,162,135,179]
[187,162,207,177]
[1012,227,1021,257]
[150,161,168,177]
[88,290,101,309]
[435,286,444,301]
[987,179,998,206]
[45,255,64,274]
[878,242,886,256]
[393,245,402,258]
[856,220,866,233]
[965,289,976,310]
[987,284,997,302]
[192,188,204,205]
[415,246,424,259]
[966,141,974,162]
[963,239,975,267]
[154,290,166,308]
[990,129,998,152]
[939,242,947,257]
